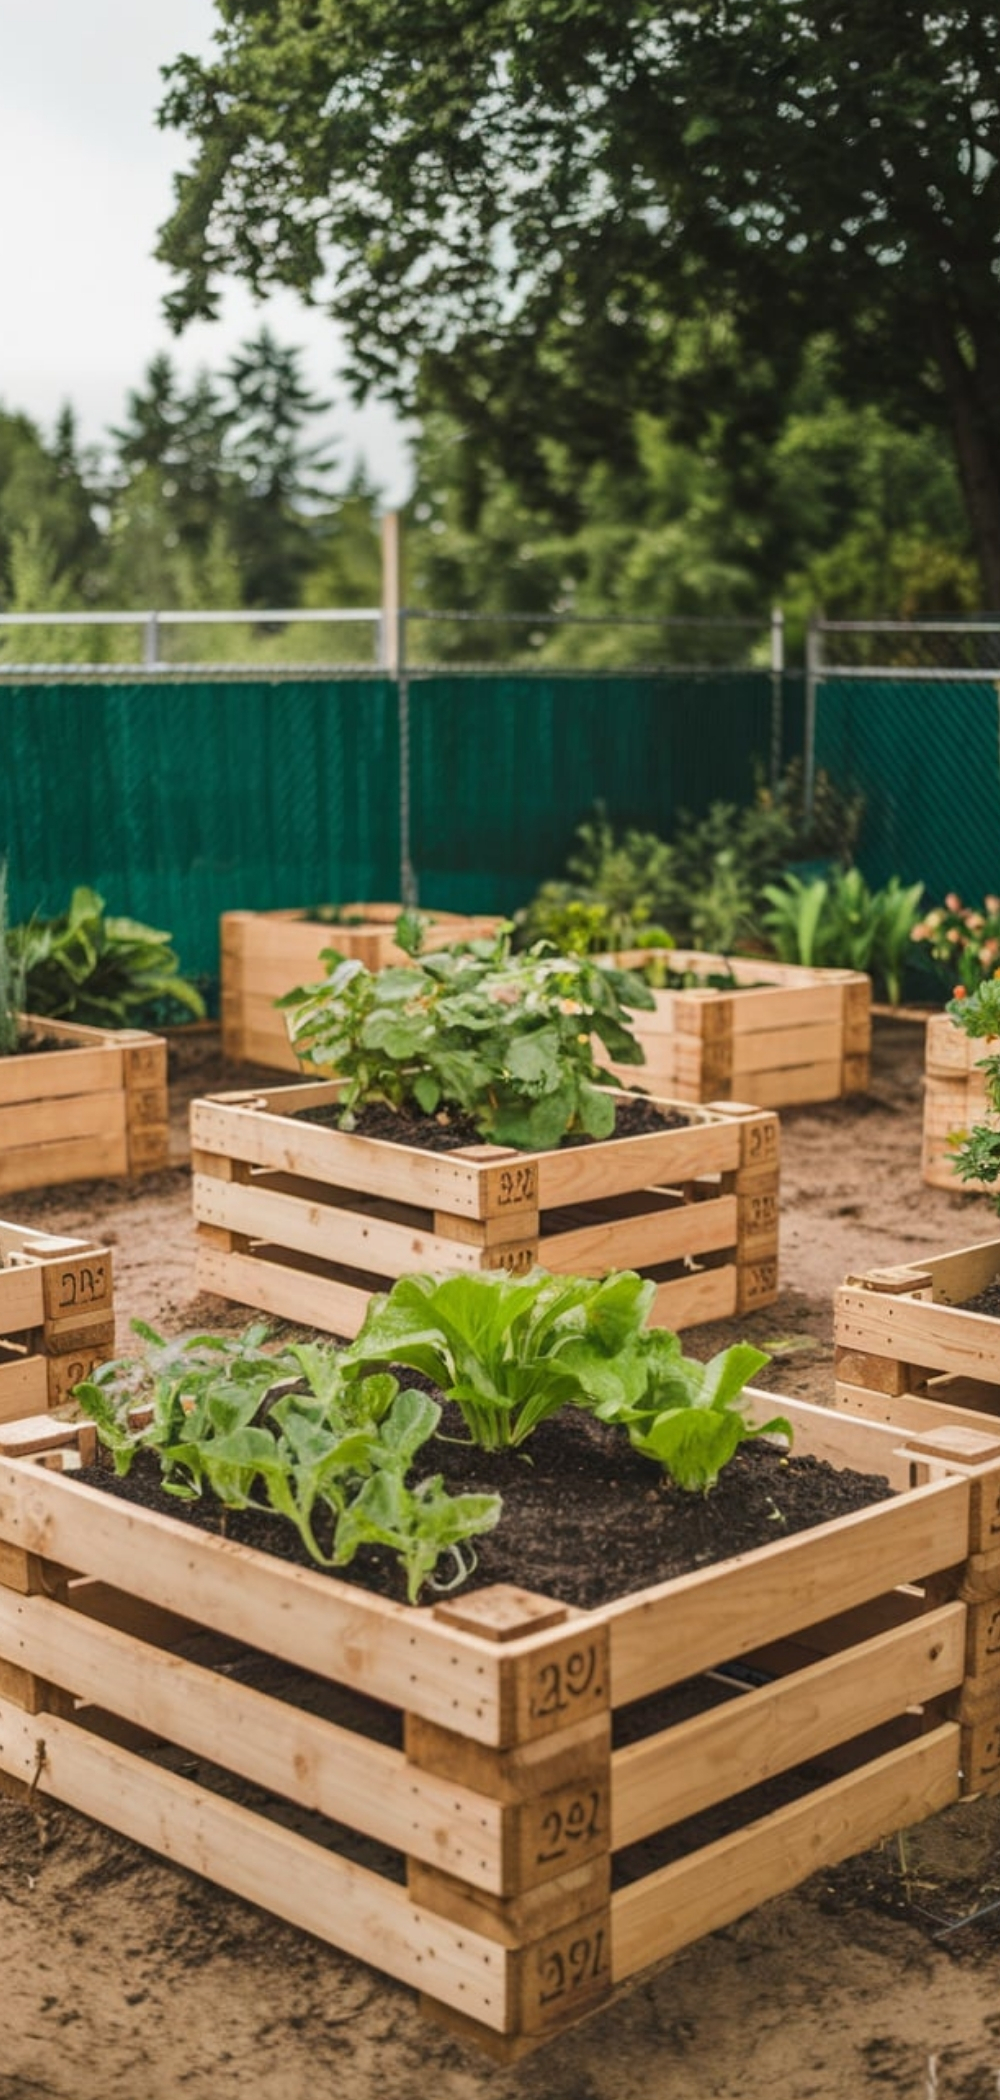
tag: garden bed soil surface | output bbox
[5,1013,1000,2100]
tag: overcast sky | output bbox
[0,0,412,502]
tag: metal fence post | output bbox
[804,616,820,825]
[769,606,784,789]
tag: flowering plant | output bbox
[944,975,1000,1196]
[910,892,1000,994]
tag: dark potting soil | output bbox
[292,1093,689,1152]
[78,1402,894,1613]
[960,1280,1000,1318]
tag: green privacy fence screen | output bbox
[815,677,1000,904]
[0,668,799,989]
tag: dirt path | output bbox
[3,1017,1000,2100]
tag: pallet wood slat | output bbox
[0,1392,995,2050]
[610,1726,961,1985]
[834,1240,1000,1434]
[221,905,503,1071]
[0,1222,115,1421]
[600,950,871,1107]
[611,1604,965,1849]
[0,1694,507,2026]
[189,1085,780,1337]
[0,1019,168,1191]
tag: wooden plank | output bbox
[192,1171,492,1276]
[192,1096,493,1219]
[729,987,846,1033]
[195,1237,381,1338]
[0,1453,517,1740]
[535,1118,740,1208]
[647,1266,739,1328]
[833,1378,1000,1437]
[731,1061,844,1108]
[611,1725,960,1983]
[836,1277,1000,1383]
[605,1475,971,1707]
[731,1020,842,1070]
[0,1043,123,1108]
[0,1090,127,1150]
[0,1359,49,1421]
[541,1193,739,1273]
[0,1694,509,2028]
[612,1604,965,1848]
[0,1131,131,1197]
[0,1586,510,1888]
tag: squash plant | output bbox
[280,922,656,1150]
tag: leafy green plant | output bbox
[513,767,864,958]
[75,1319,501,1600]
[281,925,655,1150]
[343,1267,790,1486]
[759,868,924,1002]
[10,885,205,1027]
[342,1268,660,1449]
[591,1332,790,1491]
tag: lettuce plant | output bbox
[344,1267,791,1485]
[75,1320,500,1598]
[591,1331,791,1491]
[343,1268,658,1449]
[280,923,655,1150]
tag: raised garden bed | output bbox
[221,905,502,1071]
[0,1220,114,1421]
[190,1082,780,1336]
[922,1010,996,1191]
[0,1394,995,2057]
[601,950,871,1108]
[0,1016,168,1194]
[834,1237,1000,1435]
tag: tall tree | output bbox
[157,3,1000,597]
[222,328,338,604]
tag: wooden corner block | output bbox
[126,1126,170,1173]
[41,1249,114,1325]
[406,1711,611,1896]
[122,1040,168,1089]
[432,1585,569,1642]
[736,1257,780,1312]
[842,1056,871,1092]
[0,1416,96,1465]
[845,1265,930,1296]
[833,1346,912,1398]
[959,1594,1000,1679]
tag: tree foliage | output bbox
[155,2,1000,593]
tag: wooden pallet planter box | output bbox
[221,905,503,1070]
[190,1082,780,1337]
[0,1395,995,2056]
[834,1238,1000,1437]
[922,1011,996,1191]
[0,1221,114,1422]
[602,949,871,1108]
[0,1017,168,1194]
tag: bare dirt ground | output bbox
[4,1016,1000,2100]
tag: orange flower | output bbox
[953,985,967,998]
